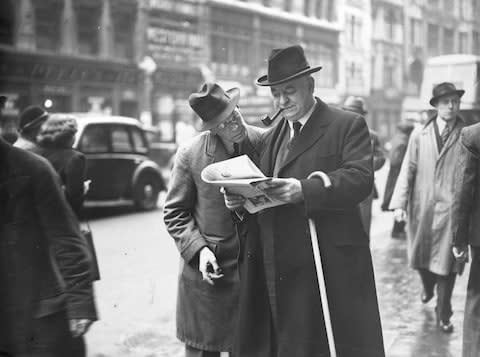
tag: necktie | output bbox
[288,122,302,150]
[440,124,450,146]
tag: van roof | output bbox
[427,54,480,66]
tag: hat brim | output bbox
[429,89,465,106]
[199,88,241,131]
[256,66,322,87]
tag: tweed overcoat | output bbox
[163,126,263,351]
[235,99,384,357]
[0,138,97,354]
[389,116,466,275]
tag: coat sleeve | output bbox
[163,144,207,263]
[302,115,374,214]
[372,132,386,171]
[34,160,97,321]
[452,134,479,247]
[64,153,86,217]
[389,128,420,210]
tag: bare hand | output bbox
[393,208,407,222]
[69,319,93,337]
[221,187,246,211]
[199,247,224,285]
[261,178,303,204]
[452,246,468,262]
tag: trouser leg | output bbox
[418,268,436,296]
[185,345,220,357]
[463,247,480,357]
[436,272,456,322]
[28,310,86,357]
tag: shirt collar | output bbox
[436,115,456,133]
[287,102,316,137]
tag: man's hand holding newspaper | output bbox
[201,155,287,213]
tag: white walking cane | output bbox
[307,171,337,357]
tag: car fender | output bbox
[132,161,165,190]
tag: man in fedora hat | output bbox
[14,105,49,152]
[163,82,263,357]
[342,96,385,237]
[224,45,384,357]
[452,121,480,357]
[390,82,467,333]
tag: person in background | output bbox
[163,82,263,357]
[342,96,386,237]
[224,44,384,357]
[36,114,86,218]
[381,121,415,238]
[452,121,480,357]
[13,105,49,152]
[389,82,467,333]
[0,134,97,356]
[0,96,18,144]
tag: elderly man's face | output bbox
[211,108,247,143]
[435,94,460,122]
[270,76,315,122]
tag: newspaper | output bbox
[201,155,286,213]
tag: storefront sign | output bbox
[148,0,198,16]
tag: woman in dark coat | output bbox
[37,114,86,218]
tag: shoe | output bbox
[421,291,434,303]
[438,320,454,333]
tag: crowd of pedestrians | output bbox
[1,43,479,357]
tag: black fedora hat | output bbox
[18,105,49,133]
[429,82,465,106]
[256,45,322,86]
[189,82,240,131]
[342,96,368,115]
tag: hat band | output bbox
[20,112,48,132]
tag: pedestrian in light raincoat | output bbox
[390,82,467,333]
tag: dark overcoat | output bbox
[0,138,97,354]
[163,126,263,352]
[235,99,385,357]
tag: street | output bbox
[85,165,469,357]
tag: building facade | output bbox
[0,0,143,119]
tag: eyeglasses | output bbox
[215,111,241,131]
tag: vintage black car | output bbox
[73,114,166,211]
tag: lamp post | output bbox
[138,55,157,126]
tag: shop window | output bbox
[0,0,14,45]
[113,11,135,60]
[76,5,100,55]
[34,1,62,51]
[473,31,480,55]
[427,23,439,56]
[458,32,468,53]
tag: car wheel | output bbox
[134,174,161,211]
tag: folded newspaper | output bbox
[201,155,286,213]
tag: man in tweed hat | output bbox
[163,82,263,357]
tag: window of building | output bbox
[345,61,364,88]
[473,31,480,55]
[443,0,454,13]
[427,23,439,56]
[383,54,398,88]
[443,28,454,54]
[384,8,396,41]
[409,18,422,46]
[113,11,135,60]
[346,15,363,47]
[270,0,286,10]
[290,0,305,14]
[459,32,469,53]
[303,40,336,88]
[0,0,14,45]
[315,0,324,19]
[210,8,253,78]
[76,5,101,56]
[428,0,440,8]
[34,2,62,51]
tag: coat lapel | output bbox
[261,119,289,177]
[278,100,333,174]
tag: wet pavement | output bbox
[86,164,470,356]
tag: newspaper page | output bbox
[201,155,286,213]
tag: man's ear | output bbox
[308,76,315,93]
